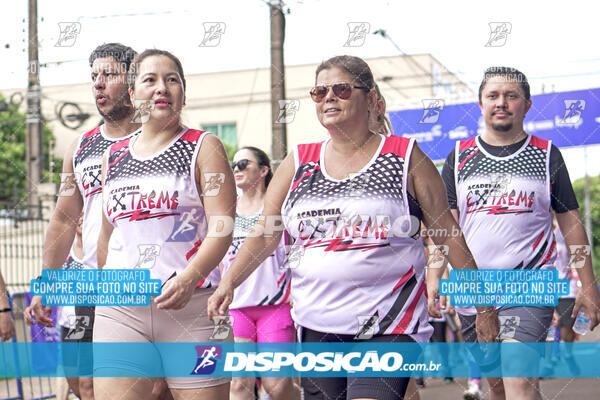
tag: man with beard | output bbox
[29,43,140,399]
[428,67,600,400]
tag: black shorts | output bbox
[300,327,415,400]
[61,306,95,342]
[60,306,95,376]
[430,321,447,343]
[555,298,576,328]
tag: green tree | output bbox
[0,94,62,205]
[222,141,238,161]
[572,175,600,278]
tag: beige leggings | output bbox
[93,287,231,389]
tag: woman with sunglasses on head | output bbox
[209,55,496,400]
[95,49,236,400]
[223,147,298,400]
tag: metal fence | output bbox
[0,202,49,293]
[1,293,57,400]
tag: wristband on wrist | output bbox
[0,308,11,313]
[477,307,495,315]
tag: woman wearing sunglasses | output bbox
[369,86,424,400]
[95,49,236,400]
[223,147,297,400]
[209,55,494,400]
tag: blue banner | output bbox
[389,88,600,161]
[1,342,599,378]
[439,269,570,307]
[24,293,60,374]
[31,269,161,306]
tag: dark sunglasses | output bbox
[231,159,253,171]
[309,82,370,103]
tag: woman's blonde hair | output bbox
[374,84,393,136]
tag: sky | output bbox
[1,0,599,178]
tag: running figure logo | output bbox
[355,314,379,340]
[559,100,586,125]
[419,99,444,123]
[55,22,81,47]
[199,22,226,47]
[58,173,80,196]
[346,172,371,197]
[568,245,590,269]
[202,173,225,197]
[209,316,234,340]
[64,316,90,340]
[282,244,304,269]
[427,245,449,269]
[344,22,370,47]
[135,244,161,269]
[276,100,300,124]
[490,172,511,194]
[168,208,200,242]
[191,345,222,375]
[498,315,520,339]
[485,22,512,47]
[132,99,155,124]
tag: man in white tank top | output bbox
[430,67,600,400]
[30,43,139,324]
[28,43,140,400]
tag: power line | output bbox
[76,10,178,21]
[40,58,86,67]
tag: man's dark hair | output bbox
[89,43,137,74]
[478,67,530,102]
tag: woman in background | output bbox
[223,146,298,400]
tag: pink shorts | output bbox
[229,303,295,342]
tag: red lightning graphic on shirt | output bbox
[467,205,532,215]
[113,209,177,223]
[305,238,388,252]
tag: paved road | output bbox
[414,325,600,399]
[415,376,600,400]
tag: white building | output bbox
[3,54,472,161]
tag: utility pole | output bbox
[27,0,43,216]
[584,148,593,245]
[269,0,287,169]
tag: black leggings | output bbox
[300,327,414,400]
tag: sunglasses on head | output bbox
[231,159,252,171]
[309,82,370,103]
